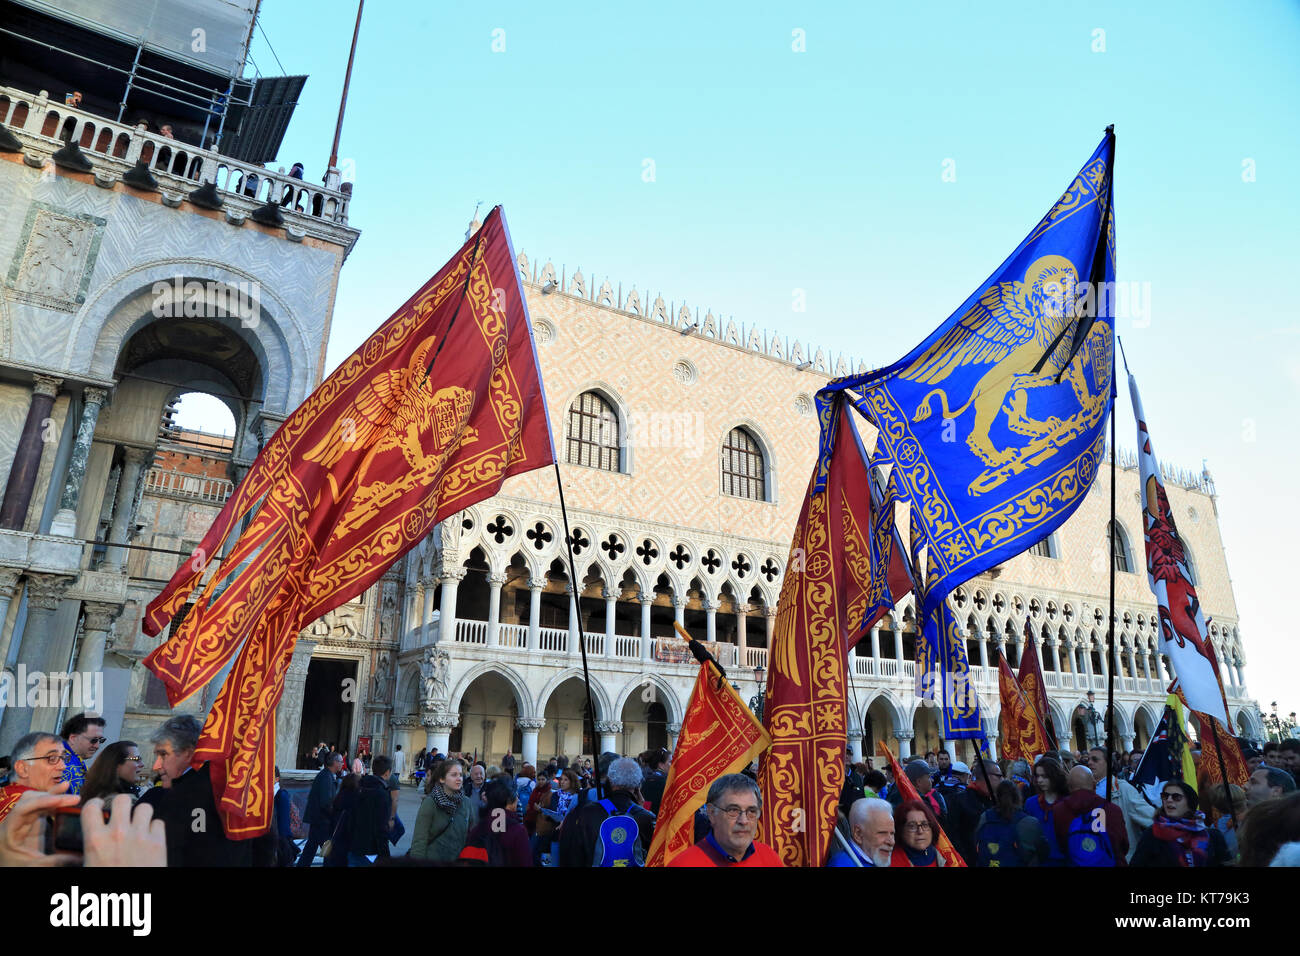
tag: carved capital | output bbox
[516,717,546,731]
[736,603,752,615]
[390,715,419,728]
[82,386,109,408]
[528,576,547,590]
[32,375,62,398]
[894,730,915,741]
[594,720,623,735]
[24,572,75,611]
[637,591,654,605]
[486,572,507,587]
[602,587,619,602]
[764,606,778,619]
[81,601,123,633]
[421,710,459,730]
[439,568,466,584]
[0,567,22,598]
[666,722,683,735]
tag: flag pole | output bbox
[1208,718,1241,835]
[327,0,364,177]
[1105,362,1117,806]
[552,463,604,801]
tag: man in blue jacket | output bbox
[297,752,342,866]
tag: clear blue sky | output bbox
[183,0,1300,722]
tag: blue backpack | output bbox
[976,809,1028,867]
[1064,806,1116,867]
[593,799,644,868]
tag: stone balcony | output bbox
[0,84,359,254]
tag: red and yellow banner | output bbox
[141,207,554,837]
[758,401,911,867]
[646,643,770,867]
[998,654,1052,763]
[878,743,964,867]
[1016,621,1058,752]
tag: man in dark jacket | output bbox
[346,755,393,866]
[558,757,656,866]
[887,759,949,829]
[296,751,343,866]
[947,759,1001,866]
[137,715,252,867]
[641,748,671,815]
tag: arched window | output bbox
[1108,521,1132,573]
[1028,533,1057,558]
[722,427,765,501]
[566,391,619,471]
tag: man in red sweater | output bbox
[669,773,784,867]
[1051,765,1128,866]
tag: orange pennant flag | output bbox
[878,743,965,867]
[646,632,771,868]
[140,207,554,837]
[997,653,1053,763]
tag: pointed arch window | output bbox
[1108,521,1132,573]
[566,391,620,471]
[722,427,766,501]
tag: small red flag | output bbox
[998,654,1052,763]
[1016,621,1059,752]
[646,644,770,868]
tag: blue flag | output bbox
[816,131,1117,739]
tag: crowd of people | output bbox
[2,714,1298,868]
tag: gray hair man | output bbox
[829,797,894,867]
[557,755,658,866]
[668,772,784,867]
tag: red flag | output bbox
[758,401,910,866]
[878,743,965,867]
[1016,621,1058,752]
[646,640,771,867]
[141,207,553,836]
[998,654,1052,763]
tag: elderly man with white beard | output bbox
[828,797,895,867]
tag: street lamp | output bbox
[749,664,766,722]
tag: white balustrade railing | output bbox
[584,633,604,656]
[745,646,769,669]
[499,623,527,649]
[145,468,233,503]
[614,636,640,659]
[854,656,875,677]
[879,660,899,677]
[539,627,567,653]
[902,661,915,678]
[456,620,488,644]
[0,84,353,224]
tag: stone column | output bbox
[847,727,863,763]
[765,607,776,648]
[666,721,683,754]
[603,587,616,659]
[50,387,109,537]
[869,626,881,661]
[1126,645,1138,683]
[553,721,568,757]
[417,580,434,644]
[74,601,122,674]
[1120,733,1134,752]
[527,577,543,652]
[736,603,749,654]
[104,447,151,570]
[568,588,581,658]
[1082,640,1096,687]
[704,599,717,644]
[0,572,74,751]
[895,729,914,761]
[1049,638,1062,673]
[0,375,62,530]
[275,638,316,768]
[1234,660,1245,691]
[437,571,462,644]
[639,592,653,662]
[673,597,685,629]
[596,720,622,755]
[423,713,459,755]
[0,568,23,666]
[517,717,545,766]
[978,632,989,669]
[893,618,904,667]
[480,719,496,758]
[486,572,505,647]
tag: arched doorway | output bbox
[455,670,526,764]
[543,676,599,761]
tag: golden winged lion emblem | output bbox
[901,255,1106,493]
[303,335,479,508]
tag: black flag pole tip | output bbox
[1105,124,1114,134]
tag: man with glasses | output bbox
[668,773,783,867]
[59,713,106,795]
[0,732,67,823]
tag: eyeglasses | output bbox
[1162,793,1186,802]
[125,756,144,763]
[86,736,107,745]
[904,822,932,832]
[21,751,65,766]
[712,804,760,821]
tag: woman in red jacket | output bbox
[890,799,945,867]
